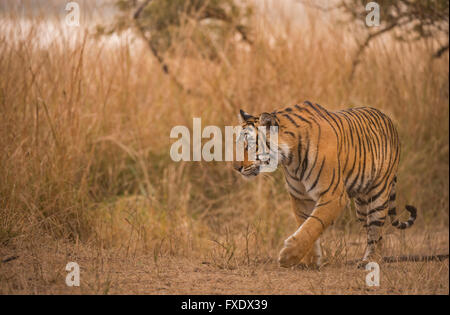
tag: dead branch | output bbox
[345,253,449,265]
[132,0,187,92]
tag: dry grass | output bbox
[1,231,447,294]
[0,1,448,295]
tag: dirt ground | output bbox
[1,232,448,295]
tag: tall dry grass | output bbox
[0,1,448,266]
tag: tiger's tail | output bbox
[388,178,418,229]
[389,205,417,229]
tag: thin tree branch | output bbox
[433,42,449,58]
[133,0,152,20]
[350,18,410,80]
[133,0,187,92]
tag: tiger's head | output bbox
[233,109,288,178]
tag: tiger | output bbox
[233,101,417,268]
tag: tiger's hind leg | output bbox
[356,191,390,268]
[288,194,322,268]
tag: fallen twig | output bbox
[345,254,449,265]
[1,255,19,263]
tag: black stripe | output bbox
[318,168,335,198]
[355,198,368,206]
[283,114,299,127]
[299,133,310,180]
[292,113,312,126]
[364,219,386,227]
[294,134,302,175]
[284,131,295,138]
[307,158,325,192]
[316,200,333,208]
[367,236,382,245]
[285,177,305,196]
[367,201,388,215]
[356,210,367,217]
[289,192,314,202]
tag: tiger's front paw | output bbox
[278,236,305,268]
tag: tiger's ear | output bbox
[239,109,254,123]
[259,112,278,127]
